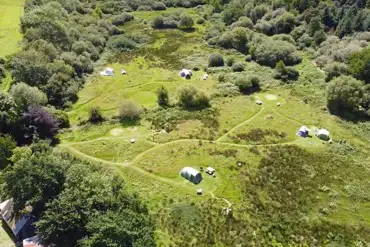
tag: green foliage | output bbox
[152,16,164,28]
[0,92,18,131]
[349,47,370,83]
[178,85,210,110]
[232,62,244,72]
[157,86,169,107]
[3,149,69,213]
[10,82,47,110]
[88,107,105,124]
[217,27,250,53]
[118,100,142,121]
[223,5,244,25]
[112,13,134,26]
[253,39,300,67]
[323,62,348,82]
[179,14,194,29]
[234,75,260,93]
[0,134,16,169]
[273,60,299,81]
[36,163,155,247]
[226,57,235,66]
[327,76,364,114]
[208,53,224,67]
[107,35,138,51]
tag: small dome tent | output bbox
[100,67,114,76]
[179,167,202,184]
[297,126,310,137]
[317,129,330,140]
[179,69,192,79]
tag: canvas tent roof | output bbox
[317,129,329,140]
[23,235,43,247]
[100,67,114,76]
[179,167,202,184]
[179,69,192,79]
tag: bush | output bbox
[209,54,224,67]
[196,18,205,24]
[119,100,142,121]
[323,62,348,82]
[178,86,210,110]
[235,75,260,93]
[106,35,137,51]
[327,76,364,114]
[111,13,134,26]
[231,17,253,29]
[179,14,194,29]
[157,86,169,107]
[273,60,299,81]
[245,55,252,62]
[152,16,164,28]
[253,39,300,67]
[255,20,273,35]
[226,57,235,66]
[47,108,70,128]
[88,107,104,124]
[218,27,251,53]
[232,63,245,72]
[153,2,167,10]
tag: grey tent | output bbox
[179,167,202,184]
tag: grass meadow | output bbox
[57,7,370,246]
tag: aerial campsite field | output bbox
[57,8,370,246]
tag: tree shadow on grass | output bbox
[328,109,370,123]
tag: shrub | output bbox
[245,55,252,62]
[179,14,194,29]
[255,20,273,35]
[218,27,250,53]
[327,76,364,114]
[231,17,253,29]
[253,39,300,67]
[196,18,205,24]
[314,30,327,45]
[88,107,104,124]
[226,57,235,66]
[111,13,134,26]
[152,16,164,28]
[47,108,70,128]
[209,54,224,67]
[119,100,142,121]
[232,63,245,72]
[106,35,137,51]
[273,60,299,81]
[235,75,260,93]
[153,2,167,11]
[323,62,348,82]
[178,86,210,110]
[157,86,169,107]
[137,5,152,11]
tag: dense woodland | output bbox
[0,0,370,246]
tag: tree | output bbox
[157,86,169,107]
[308,16,323,36]
[10,50,52,86]
[15,106,58,144]
[327,76,364,114]
[3,150,69,213]
[348,47,370,83]
[179,14,194,29]
[0,134,16,169]
[10,82,48,110]
[36,164,155,247]
[118,100,142,121]
[88,107,104,124]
